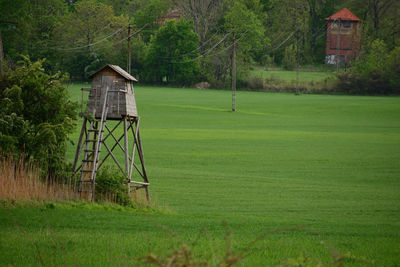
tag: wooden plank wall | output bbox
[86,70,138,119]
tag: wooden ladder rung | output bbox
[85,139,98,142]
[82,159,98,163]
[129,181,149,185]
[81,169,96,172]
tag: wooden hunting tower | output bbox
[325,8,361,66]
[72,64,149,201]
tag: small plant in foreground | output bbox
[95,166,155,209]
[95,166,129,205]
[141,222,371,267]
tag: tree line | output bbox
[1,0,399,88]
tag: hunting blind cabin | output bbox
[72,64,149,202]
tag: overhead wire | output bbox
[36,18,335,64]
[47,27,125,51]
[270,30,296,52]
[263,20,333,54]
[169,31,232,64]
[40,22,112,49]
[160,29,224,59]
[207,30,250,57]
[39,23,149,52]
[112,23,150,45]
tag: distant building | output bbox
[158,8,183,25]
[325,8,361,66]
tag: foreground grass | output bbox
[1,84,399,265]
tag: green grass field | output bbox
[1,84,400,266]
[250,68,334,82]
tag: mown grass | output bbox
[1,84,399,266]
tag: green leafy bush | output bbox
[336,40,400,94]
[0,56,78,180]
[95,167,129,205]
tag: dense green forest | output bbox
[1,0,399,88]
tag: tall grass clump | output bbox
[0,157,155,209]
[0,156,78,202]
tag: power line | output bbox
[48,27,125,51]
[207,30,249,57]
[169,31,232,64]
[160,29,224,59]
[63,22,115,47]
[112,23,150,45]
[270,31,296,52]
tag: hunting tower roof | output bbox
[325,8,360,22]
[89,64,138,82]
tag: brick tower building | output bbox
[325,8,361,66]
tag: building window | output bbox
[343,22,351,28]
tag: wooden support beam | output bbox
[124,117,129,175]
[132,162,144,178]
[104,124,129,156]
[97,126,127,170]
[72,117,87,173]
[136,129,149,183]
[102,120,122,143]
[102,142,125,176]
[129,181,149,185]
[128,118,140,181]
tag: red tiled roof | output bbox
[325,8,360,21]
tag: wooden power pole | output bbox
[0,31,4,76]
[336,18,341,72]
[127,24,131,74]
[231,31,236,112]
[296,29,300,95]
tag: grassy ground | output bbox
[1,84,400,266]
[250,67,334,82]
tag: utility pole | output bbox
[336,18,341,72]
[0,30,4,76]
[127,24,131,74]
[294,0,300,95]
[231,31,236,112]
[296,29,300,95]
[0,20,18,76]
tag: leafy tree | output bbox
[134,0,172,42]
[223,1,265,84]
[0,56,78,179]
[0,0,68,68]
[173,0,224,53]
[52,0,128,80]
[145,19,200,85]
[304,0,336,62]
[224,1,264,53]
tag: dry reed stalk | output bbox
[0,156,79,202]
